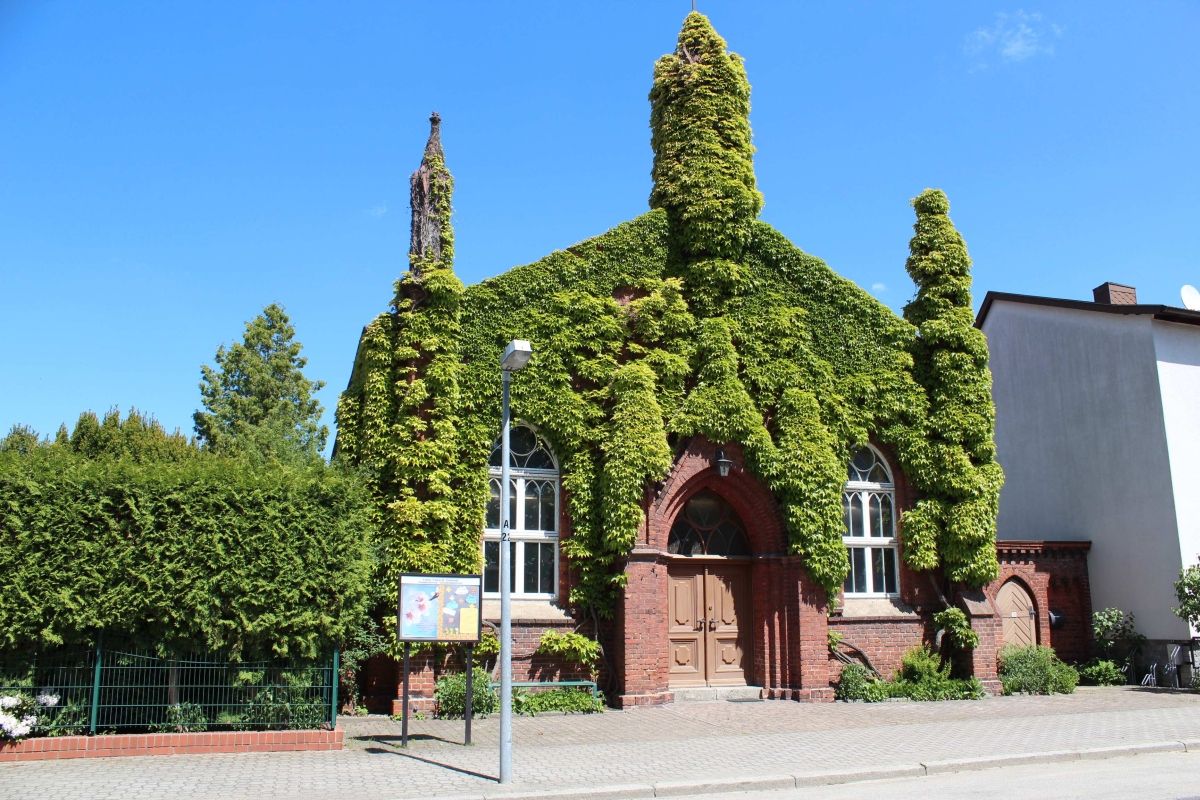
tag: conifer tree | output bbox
[901,189,1002,586]
[194,304,327,465]
[650,11,762,313]
[69,408,197,462]
[0,425,42,454]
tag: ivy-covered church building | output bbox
[336,13,1090,708]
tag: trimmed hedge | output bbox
[0,449,372,658]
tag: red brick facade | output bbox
[991,540,1093,664]
[370,439,1094,710]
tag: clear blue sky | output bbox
[3,1,1198,452]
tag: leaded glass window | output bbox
[843,446,899,596]
[483,425,559,598]
[668,491,750,556]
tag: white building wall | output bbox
[1154,321,1200,637]
[983,302,1188,640]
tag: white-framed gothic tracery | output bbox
[483,424,559,599]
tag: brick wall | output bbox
[990,540,1093,664]
[365,443,1095,711]
[828,616,932,681]
[373,616,589,716]
[0,729,343,762]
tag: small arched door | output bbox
[997,580,1037,648]
[666,491,752,687]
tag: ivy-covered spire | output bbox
[650,12,762,312]
[409,111,455,274]
[899,189,1002,587]
[335,114,470,602]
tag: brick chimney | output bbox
[1092,282,1137,305]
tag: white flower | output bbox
[0,712,17,733]
[0,696,20,710]
[36,692,59,707]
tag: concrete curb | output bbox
[427,740,1196,800]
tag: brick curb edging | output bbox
[423,739,1200,800]
[0,728,344,762]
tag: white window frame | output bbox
[842,445,900,598]
[483,426,559,600]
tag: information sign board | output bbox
[397,573,483,643]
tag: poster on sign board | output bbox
[397,573,483,643]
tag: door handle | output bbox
[708,618,716,631]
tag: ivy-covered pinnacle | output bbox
[336,114,472,600]
[650,12,763,313]
[901,189,1002,586]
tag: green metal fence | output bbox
[0,641,339,735]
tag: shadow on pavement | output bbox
[362,746,496,782]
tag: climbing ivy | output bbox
[901,189,1003,585]
[336,118,475,601]
[337,14,1001,619]
[650,12,763,315]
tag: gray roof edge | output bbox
[975,290,1200,329]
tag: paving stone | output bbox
[1,688,1198,800]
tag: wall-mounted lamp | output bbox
[714,448,734,478]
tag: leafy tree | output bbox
[900,189,1002,586]
[1092,607,1146,661]
[194,304,328,465]
[0,424,43,454]
[1174,561,1200,632]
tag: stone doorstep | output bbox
[669,685,764,703]
[0,728,344,762]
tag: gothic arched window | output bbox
[668,491,750,556]
[842,446,899,596]
[483,424,559,598]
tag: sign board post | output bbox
[396,573,483,747]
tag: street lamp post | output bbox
[498,339,531,784]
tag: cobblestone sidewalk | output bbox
[1,687,1198,800]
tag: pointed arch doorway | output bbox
[666,491,753,687]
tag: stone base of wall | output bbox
[763,687,835,702]
[0,729,344,762]
[615,690,675,708]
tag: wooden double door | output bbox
[667,561,751,687]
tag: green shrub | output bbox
[1092,608,1145,663]
[999,645,1078,695]
[893,645,984,701]
[835,663,876,701]
[434,668,497,718]
[149,702,208,733]
[512,687,604,715]
[1078,659,1125,686]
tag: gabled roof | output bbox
[975,290,1200,329]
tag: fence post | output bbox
[88,636,103,735]
[329,649,340,728]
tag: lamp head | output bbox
[714,448,734,478]
[501,339,533,372]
